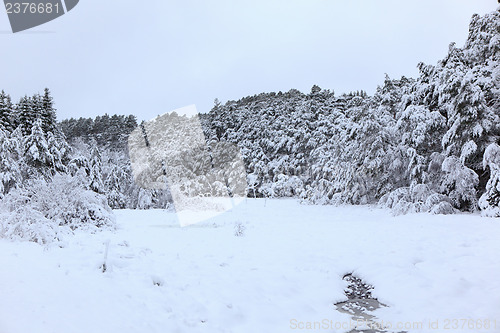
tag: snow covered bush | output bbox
[440,156,479,211]
[0,173,115,244]
[270,174,304,197]
[378,184,456,216]
[0,205,60,244]
[429,201,456,215]
[378,187,410,210]
[479,143,500,217]
[378,186,424,216]
[234,221,246,237]
[302,180,336,205]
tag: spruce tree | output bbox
[18,95,34,136]
[41,88,57,133]
[0,91,13,132]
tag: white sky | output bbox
[0,1,498,121]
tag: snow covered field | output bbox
[0,199,499,333]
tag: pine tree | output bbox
[125,115,138,132]
[41,88,57,133]
[310,85,321,95]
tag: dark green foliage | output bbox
[60,114,137,150]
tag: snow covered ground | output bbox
[0,199,499,333]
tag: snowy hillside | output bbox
[0,200,499,333]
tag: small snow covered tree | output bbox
[88,145,104,193]
[136,188,154,209]
[46,131,68,174]
[0,129,22,197]
[105,166,127,209]
[23,118,51,175]
[479,143,500,217]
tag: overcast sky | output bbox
[0,0,498,121]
